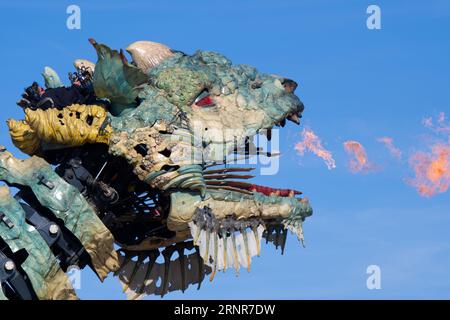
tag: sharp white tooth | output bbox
[231,233,240,274]
[189,222,201,246]
[205,230,211,264]
[242,231,252,272]
[257,224,265,238]
[226,236,235,271]
[247,230,258,257]
[209,232,219,282]
[209,231,216,264]
[285,222,305,247]
[299,223,305,247]
[218,234,225,272]
[236,233,248,269]
[251,227,261,256]
[198,230,207,259]
[194,247,204,290]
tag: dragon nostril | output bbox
[281,78,298,93]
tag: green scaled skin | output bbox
[0,187,77,299]
[0,148,119,285]
[95,41,311,235]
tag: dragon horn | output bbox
[126,40,174,73]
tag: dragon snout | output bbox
[281,78,298,93]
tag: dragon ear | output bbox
[89,38,148,114]
[126,40,174,74]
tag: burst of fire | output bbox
[343,140,374,173]
[423,112,450,134]
[295,128,336,170]
[407,143,450,197]
[377,136,402,160]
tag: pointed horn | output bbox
[42,66,63,89]
[73,59,96,73]
[126,40,174,73]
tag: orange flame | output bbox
[407,143,450,197]
[295,128,336,170]
[423,112,450,134]
[377,136,402,160]
[343,140,374,173]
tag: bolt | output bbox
[49,224,59,235]
[4,260,15,271]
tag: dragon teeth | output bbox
[242,231,251,272]
[190,221,266,277]
[235,232,248,269]
[204,230,211,262]
[217,234,225,271]
[247,230,258,257]
[231,232,240,274]
[251,226,261,256]
[284,221,305,247]
[209,231,219,282]
[197,230,207,259]
[221,231,228,272]
[189,221,202,246]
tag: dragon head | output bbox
[97,40,312,271]
[7,39,312,294]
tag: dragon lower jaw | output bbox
[167,188,312,279]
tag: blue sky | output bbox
[0,0,449,299]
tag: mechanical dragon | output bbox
[0,39,312,300]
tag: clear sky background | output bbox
[0,0,449,299]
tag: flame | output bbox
[377,136,402,160]
[407,143,450,197]
[422,112,450,134]
[343,140,374,173]
[295,128,336,170]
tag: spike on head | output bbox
[126,40,174,73]
[73,59,95,73]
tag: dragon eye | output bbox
[194,90,215,107]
